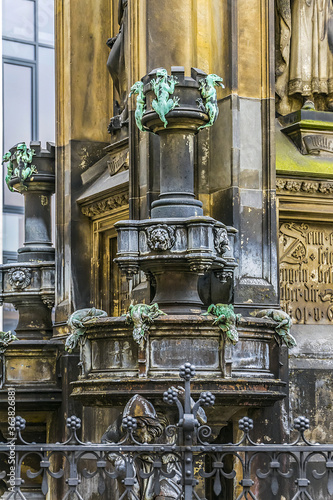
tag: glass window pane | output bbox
[3,303,19,332]
[38,47,55,144]
[38,0,54,45]
[2,0,35,41]
[3,40,35,60]
[3,213,24,252]
[3,63,33,207]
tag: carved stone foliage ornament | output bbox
[81,193,129,218]
[8,268,32,290]
[197,74,224,129]
[277,178,333,195]
[251,309,296,348]
[124,303,166,346]
[146,224,176,251]
[213,227,229,254]
[203,304,241,345]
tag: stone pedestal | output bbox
[115,67,237,313]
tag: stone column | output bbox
[0,142,56,339]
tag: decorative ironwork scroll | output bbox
[1,363,332,499]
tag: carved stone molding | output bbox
[277,179,333,195]
[81,193,129,218]
[8,268,32,290]
[146,224,176,251]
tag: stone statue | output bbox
[276,0,333,114]
[106,0,129,131]
[102,394,182,500]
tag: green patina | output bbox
[197,74,224,130]
[276,120,333,177]
[151,68,179,128]
[2,143,37,192]
[125,303,166,346]
[65,307,108,352]
[129,81,148,132]
[203,303,241,345]
[2,152,14,192]
[251,308,296,348]
[0,330,18,354]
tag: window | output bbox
[2,0,55,328]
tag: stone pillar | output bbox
[55,0,113,323]
[0,142,56,339]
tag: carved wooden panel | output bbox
[279,221,333,324]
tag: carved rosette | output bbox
[8,268,31,290]
[214,227,230,255]
[146,225,176,251]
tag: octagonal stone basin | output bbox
[70,315,286,408]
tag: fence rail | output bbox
[0,363,332,499]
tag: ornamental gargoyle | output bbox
[251,309,296,348]
[65,307,108,353]
[203,303,242,345]
[124,303,166,346]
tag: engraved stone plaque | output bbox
[150,338,219,369]
[279,222,333,324]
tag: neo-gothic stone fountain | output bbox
[115,67,237,313]
[71,68,286,414]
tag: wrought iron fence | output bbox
[0,363,333,499]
